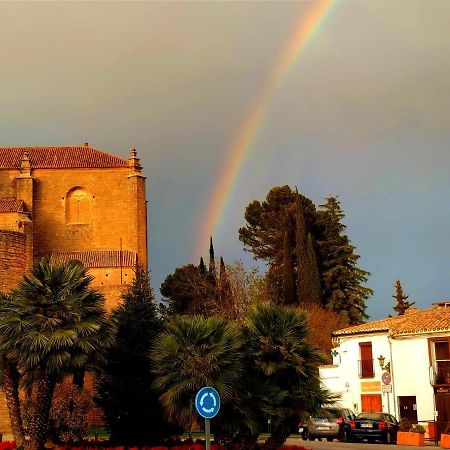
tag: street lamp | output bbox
[377,354,386,370]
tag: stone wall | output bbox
[30,167,146,265]
[0,230,27,293]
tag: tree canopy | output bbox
[151,314,243,428]
[151,303,331,450]
[239,186,373,323]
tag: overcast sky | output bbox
[1,1,450,320]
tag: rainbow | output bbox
[193,0,337,259]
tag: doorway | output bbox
[399,396,418,422]
[361,394,382,412]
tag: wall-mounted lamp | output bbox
[377,354,386,370]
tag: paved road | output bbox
[284,437,437,450]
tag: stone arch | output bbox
[65,186,92,224]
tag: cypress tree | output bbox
[282,219,296,304]
[218,257,233,310]
[305,232,322,303]
[239,185,318,303]
[209,236,216,280]
[295,197,322,305]
[392,279,414,315]
[199,257,206,275]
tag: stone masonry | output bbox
[0,144,148,433]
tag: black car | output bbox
[350,412,399,444]
[300,407,356,441]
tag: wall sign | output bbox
[361,381,381,392]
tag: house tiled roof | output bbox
[51,250,137,268]
[0,198,25,213]
[0,145,128,169]
[334,307,450,337]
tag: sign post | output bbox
[382,371,392,414]
[195,387,221,450]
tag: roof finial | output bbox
[19,150,31,177]
[128,146,142,175]
[84,142,89,147]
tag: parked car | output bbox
[300,407,356,441]
[350,412,399,444]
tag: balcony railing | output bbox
[430,361,450,385]
[358,359,374,378]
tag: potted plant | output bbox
[440,425,450,448]
[409,424,426,446]
[397,419,412,445]
[397,421,426,446]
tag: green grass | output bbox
[86,428,110,439]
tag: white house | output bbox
[320,304,450,437]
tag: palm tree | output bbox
[0,257,115,450]
[243,303,332,450]
[151,315,243,429]
[0,337,25,448]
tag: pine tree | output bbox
[96,266,176,445]
[239,187,372,320]
[316,196,373,324]
[392,279,414,315]
[160,264,216,315]
[239,186,318,303]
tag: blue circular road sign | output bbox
[195,386,221,419]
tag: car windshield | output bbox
[314,408,340,419]
[357,413,382,420]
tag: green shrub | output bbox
[399,418,412,432]
[411,424,426,434]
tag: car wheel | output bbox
[385,431,392,444]
[341,429,351,442]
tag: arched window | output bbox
[66,187,92,224]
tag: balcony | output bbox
[430,361,450,385]
[358,359,374,378]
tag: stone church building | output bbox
[0,144,148,434]
[0,144,148,310]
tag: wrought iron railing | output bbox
[358,359,374,378]
[430,361,450,385]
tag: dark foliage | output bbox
[392,279,414,315]
[315,196,373,323]
[0,257,114,450]
[239,186,318,305]
[239,186,372,323]
[160,264,216,315]
[96,266,177,445]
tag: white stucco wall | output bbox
[391,336,435,421]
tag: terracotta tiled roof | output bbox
[51,250,137,268]
[334,307,450,337]
[0,146,128,169]
[0,198,25,213]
